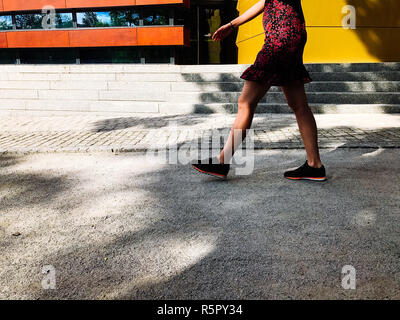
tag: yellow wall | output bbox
[236,0,400,63]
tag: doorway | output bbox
[180,0,238,64]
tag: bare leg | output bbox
[219,80,270,164]
[281,82,322,168]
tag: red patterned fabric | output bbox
[240,0,312,86]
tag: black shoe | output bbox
[191,157,230,179]
[284,160,327,181]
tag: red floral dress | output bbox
[240,0,312,86]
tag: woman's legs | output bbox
[281,82,322,168]
[219,80,271,164]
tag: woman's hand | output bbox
[212,23,234,41]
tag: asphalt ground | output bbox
[1,148,399,299]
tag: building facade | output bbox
[0,0,238,64]
[1,0,398,65]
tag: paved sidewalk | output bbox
[1,111,400,153]
[1,150,400,299]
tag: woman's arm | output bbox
[212,0,265,41]
[230,0,266,29]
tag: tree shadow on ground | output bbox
[0,126,392,300]
[92,114,212,132]
[0,155,76,213]
[0,155,24,168]
[0,154,76,296]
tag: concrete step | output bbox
[1,79,398,93]
[0,62,398,74]
[6,70,400,82]
[159,102,400,114]
[0,64,180,74]
[178,62,400,73]
[177,71,400,82]
[0,63,399,114]
[89,62,400,73]
[171,81,400,92]
[302,62,400,73]
[4,68,400,82]
[1,100,398,114]
[310,71,400,81]
[167,91,400,104]
[0,99,159,113]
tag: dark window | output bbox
[143,46,171,63]
[109,10,139,27]
[15,13,44,29]
[79,47,112,63]
[1,47,171,64]
[15,12,73,29]
[0,49,17,64]
[0,15,13,30]
[55,13,73,28]
[111,47,140,63]
[175,7,189,25]
[143,8,169,26]
[79,47,140,63]
[20,48,76,64]
[77,12,111,27]
[77,11,139,28]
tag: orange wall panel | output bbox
[3,0,66,11]
[6,30,69,48]
[1,0,188,11]
[68,28,137,47]
[1,26,187,48]
[0,33,7,48]
[66,0,135,9]
[137,26,184,45]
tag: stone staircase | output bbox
[0,63,399,114]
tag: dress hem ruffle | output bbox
[239,64,312,87]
